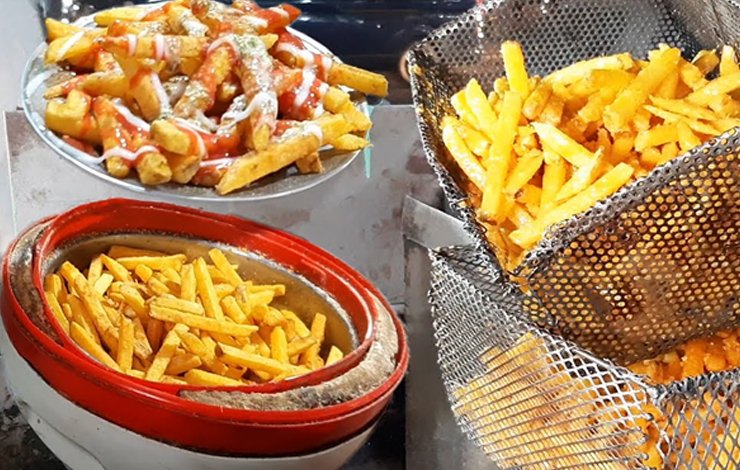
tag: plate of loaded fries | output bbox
[23,0,388,200]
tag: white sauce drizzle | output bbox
[292,70,316,116]
[312,83,329,118]
[199,157,235,168]
[281,122,323,144]
[91,145,159,164]
[207,35,239,55]
[304,122,323,143]
[57,31,85,60]
[112,102,151,132]
[243,15,268,29]
[220,91,277,128]
[275,42,314,68]
[271,6,289,19]
[172,118,207,157]
[126,34,138,56]
[149,72,172,116]
[319,55,333,80]
[153,34,168,61]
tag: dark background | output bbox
[36,0,477,103]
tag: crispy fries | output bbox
[442,42,739,269]
[41,0,386,193]
[47,246,343,386]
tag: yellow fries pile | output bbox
[453,328,740,468]
[42,0,388,194]
[43,245,344,386]
[628,328,740,468]
[453,333,649,468]
[442,41,740,269]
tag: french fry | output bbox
[692,49,719,75]
[465,79,498,138]
[303,313,326,365]
[116,255,186,272]
[71,323,121,372]
[604,47,681,133]
[166,4,209,37]
[132,318,154,360]
[510,163,634,248]
[45,18,84,42]
[522,81,552,120]
[555,149,605,202]
[283,311,311,338]
[44,274,65,303]
[207,249,242,286]
[642,105,719,135]
[67,295,101,344]
[45,30,105,65]
[532,122,595,168]
[480,91,522,222]
[184,369,243,386]
[221,296,247,324]
[501,41,530,98]
[94,6,147,25]
[676,121,701,153]
[152,297,204,316]
[45,90,100,144]
[177,330,228,374]
[180,264,197,302]
[117,316,135,371]
[327,63,388,97]
[175,44,235,117]
[108,246,167,259]
[441,120,487,192]
[217,114,350,194]
[145,324,187,381]
[150,305,257,336]
[451,91,480,129]
[44,72,128,100]
[220,344,289,375]
[59,261,119,350]
[166,353,203,376]
[635,124,679,151]
[686,73,740,106]
[330,134,369,152]
[504,150,543,196]
[193,257,224,319]
[146,318,164,351]
[720,46,740,77]
[325,346,344,366]
[649,96,718,121]
[270,326,289,364]
[544,53,634,86]
[45,291,70,334]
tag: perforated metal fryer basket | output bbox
[408,0,740,468]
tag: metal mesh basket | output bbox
[429,247,740,469]
[408,0,740,467]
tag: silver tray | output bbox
[22,4,368,202]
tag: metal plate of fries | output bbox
[22,2,372,202]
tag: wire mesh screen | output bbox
[408,0,739,365]
[430,247,653,469]
[430,248,740,469]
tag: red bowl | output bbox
[2,202,410,456]
[32,198,376,395]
